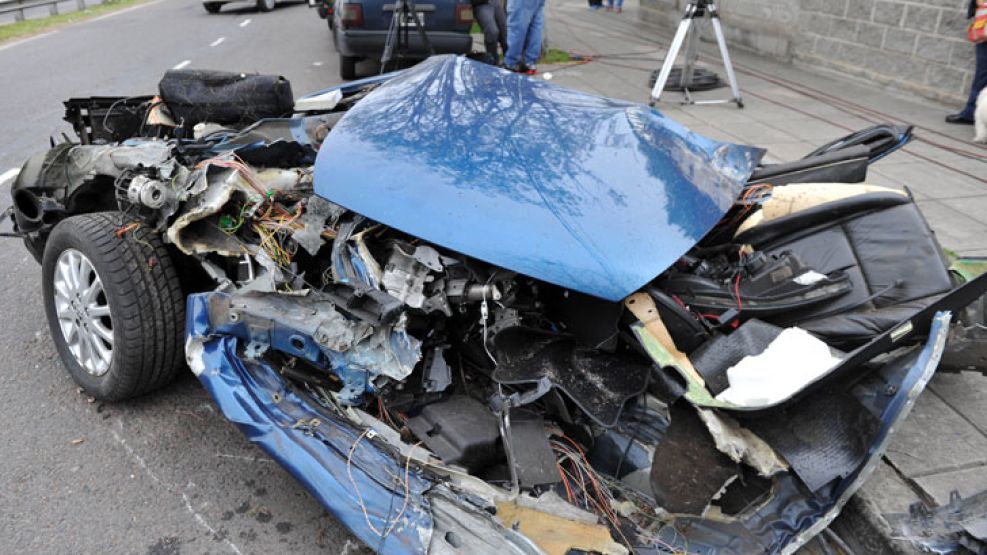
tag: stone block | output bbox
[916,34,956,63]
[938,8,970,36]
[883,27,918,54]
[873,0,906,26]
[832,18,860,42]
[846,0,875,22]
[903,5,942,33]
[856,21,887,47]
[927,63,971,92]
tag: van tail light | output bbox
[341,3,363,28]
[455,3,473,25]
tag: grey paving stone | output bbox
[929,371,987,434]
[883,390,987,478]
[913,464,987,506]
[869,160,987,199]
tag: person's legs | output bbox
[957,42,987,120]
[474,3,500,62]
[614,0,622,12]
[493,0,508,56]
[505,0,534,68]
[522,0,545,68]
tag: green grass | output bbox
[0,0,145,44]
[470,21,481,34]
[539,47,571,64]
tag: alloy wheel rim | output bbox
[53,249,114,376]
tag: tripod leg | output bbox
[709,5,743,108]
[380,5,401,70]
[650,14,694,105]
[681,16,700,91]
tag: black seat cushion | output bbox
[745,200,952,348]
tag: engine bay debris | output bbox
[8,55,987,555]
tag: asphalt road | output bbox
[0,2,377,553]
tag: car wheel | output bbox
[257,0,275,11]
[203,2,222,12]
[340,54,357,80]
[42,212,186,401]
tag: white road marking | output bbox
[173,60,191,70]
[209,36,226,47]
[239,18,252,27]
[0,168,19,186]
[313,61,323,66]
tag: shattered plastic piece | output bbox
[294,88,343,112]
[507,411,560,487]
[715,327,842,407]
[696,408,787,478]
[649,403,738,515]
[406,396,501,471]
[493,328,650,427]
[494,501,629,555]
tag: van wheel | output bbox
[340,55,357,80]
[257,0,275,11]
[203,2,222,13]
[42,213,186,401]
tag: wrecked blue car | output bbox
[7,55,987,554]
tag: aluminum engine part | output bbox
[382,244,432,309]
[127,175,173,209]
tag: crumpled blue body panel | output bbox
[314,55,764,301]
[187,294,433,554]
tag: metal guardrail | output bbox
[0,0,90,21]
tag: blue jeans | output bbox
[960,41,987,119]
[505,0,545,68]
[606,0,622,8]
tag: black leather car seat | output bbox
[734,184,954,348]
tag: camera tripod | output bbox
[649,0,743,108]
[380,0,435,71]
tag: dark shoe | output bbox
[502,64,523,73]
[946,113,974,125]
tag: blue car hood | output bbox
[314,55,764,301]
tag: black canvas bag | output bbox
[159,69,294,127]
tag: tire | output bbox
[203,2,222,12]
[257,0,275,11]
[42,213,186,401]
[339,54,357,80]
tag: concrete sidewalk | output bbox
[538,0,987,552]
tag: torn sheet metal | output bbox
[186,297,434,553]
[195,291,421,404]
[886,490,987,554]
[167,166,256,256]
[315,55,763,301]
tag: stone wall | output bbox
[637,0,977,104]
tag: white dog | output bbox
[975,86,987,143]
